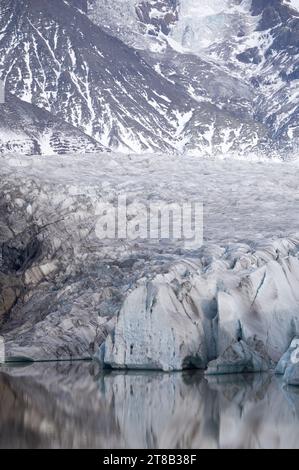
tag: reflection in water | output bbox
[0,362,299,449]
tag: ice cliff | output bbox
[99,236,299,379]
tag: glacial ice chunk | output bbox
[205,339,271,376]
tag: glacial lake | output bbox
[1,362,299,449]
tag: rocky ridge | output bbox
[0,93,104,155]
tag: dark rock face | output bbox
[251,0,297,24]
[68,0,88,12]
[271,20,299,54]
[1,228,41,274]
[0,274,22,328]
[237,47,262,65]
[136,0,179,35]
[250,0,299,52]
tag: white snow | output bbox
[170,0,257,53]
[173,109,193,136]
[288,127,295,139]
[149,8,166,20]
[284,0,299,12]
[39,132,55,155]
[22,42,33,102]
[152,90,171,103]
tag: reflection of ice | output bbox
[99,371,299,449]
[280,382,299,417]
[97,371,219,449]
[205,374,299,449]
[0,336,4,363]
[1,364,299,449]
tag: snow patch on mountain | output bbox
[284,0,299,12]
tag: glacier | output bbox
[169,0,256,52]
[1,152,299,381]
[275,337,299,385]
[100,234,299,374]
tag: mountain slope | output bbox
[0,93,104,155]
[0,0,273,156]
[0,0,187,153]
[89,0,299,156]
[88,0,179,50]
[233,0,299,147]
[0,0,297,156]
[167,0,299,152]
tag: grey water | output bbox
[0,362,299,449]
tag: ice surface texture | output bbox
[101,235,299,372]
[1,153,299,377]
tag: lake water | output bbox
[0,362,299,449]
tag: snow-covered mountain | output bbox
[0,0,189,153]
[0,0,298,156]
[89,0,299,156]
[88,0,179,49]
[0,93,104,155]
[165,0,299,153]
